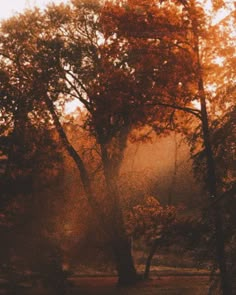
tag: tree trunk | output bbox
[107,207,138,285]
[198,78,232,295]
[144,239,159,280]
[46,96,138,285]
[99,139,138,285]
[109,203,138,285]
[189,8,232,292]
[168,131,178,206]
[112,236,138,285]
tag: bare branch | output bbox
[148,101,202,119]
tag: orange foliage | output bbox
[126,196,178,243]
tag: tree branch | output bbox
[64,71,92,111]
[149,101,202,119]
[44,93,94,204]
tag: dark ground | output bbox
[0,275,213,295]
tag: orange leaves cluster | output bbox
[97,0,198,137]
[126,196,178,242]
[102,0,184,39]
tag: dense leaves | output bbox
[126,196,178,244]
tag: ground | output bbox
[69,276,211,295]
[0,275,213,295]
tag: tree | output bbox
[0,124,68,293]
[179,1,235,293]
[39,0,198,284]
[55,0,201,283]
[107,0,235,290]
[126,196,178,279]
[0,10,71,292]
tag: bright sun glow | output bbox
[192,100,201,110]
[212,56,225,67]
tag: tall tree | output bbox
[180,1,235,293]
[40,0,197,284]
[57,0,199,283]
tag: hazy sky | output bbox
[0,0,68,20]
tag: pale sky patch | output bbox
[0,0,68,20]
[203,0,213,12]
[212,8,231,25]
[64,100,81,114]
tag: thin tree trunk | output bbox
[188,4,232,290]
[168,132,178,206]
[144,239,159,280]
[198,77,232,295]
